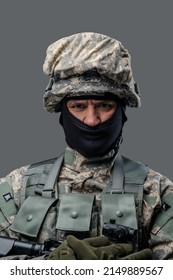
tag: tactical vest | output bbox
[3,153,149,250]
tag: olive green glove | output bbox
[119,248,153,260]
[46,236,153,260]
[66,235,133,260]
[45,240,76,260]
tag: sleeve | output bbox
[144,170,173,259]
[0,166,39,260]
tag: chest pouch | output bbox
[10,196,58,238]
[102,193,137,228]
[56,193,95,232]
[101,193,138,245]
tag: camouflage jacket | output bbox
[0,146,173,260]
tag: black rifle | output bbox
[0,236,61,257]
[102,219,136,243]
[0,220,137,257]
[102,219,138,251]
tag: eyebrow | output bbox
[67,100,116,104]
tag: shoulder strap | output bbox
[21,154,64,204]
[41,154,64,198]
[103,154,149,194]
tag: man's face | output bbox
[67,99,117,127]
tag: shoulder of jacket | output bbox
[0,165,29,207]
[5,157,58,187]
[121,155,149,182]
[25,157,57,174]
[0,157,58,206]
[122,156,173,192]
[144,167,173,193]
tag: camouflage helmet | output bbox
[43,32,141,112]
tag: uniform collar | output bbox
[64,146,117,172]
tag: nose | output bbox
[83,107,101,126]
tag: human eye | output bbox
[97,101,115,111]
[67,102,86,111]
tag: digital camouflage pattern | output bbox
[43,32,141,112]
[0,146,173,260]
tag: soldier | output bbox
[0,32,173,260]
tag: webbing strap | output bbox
[20,176,29,206]
[21,154,64,204]
[110,154,124,193]
[102,154,124,194]
[41,154,64,198]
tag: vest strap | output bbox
[21,154,64,203]
[41,154,64,198]
[102,154,124,194]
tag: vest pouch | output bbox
[102,193,137,230]
[56,193,94,232]
[10,196,58,237]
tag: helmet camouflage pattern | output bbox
[43,32,141,112]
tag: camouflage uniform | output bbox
[0,33,173,260]
[0,146,173,259]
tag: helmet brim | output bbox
[44,74,141,112]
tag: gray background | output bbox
[0,0,172,179]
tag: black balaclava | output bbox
[59,99,127,158]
